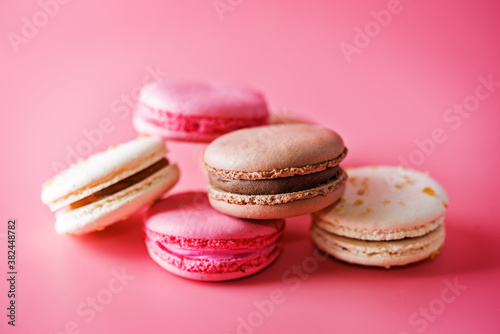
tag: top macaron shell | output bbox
[204,124,346,172]
[134,80,270,142]
[140,81,268,118]
[314,166,448,234]
[145,192,284,243]
[42,136,167,211]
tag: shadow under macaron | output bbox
[72,210,149,262]
[216,215,338,287]
[303,214,496,279]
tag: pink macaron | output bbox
[143,191,285,281]
[133,80,269,142]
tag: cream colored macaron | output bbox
[42,136,179,235]
[311,166,448,268]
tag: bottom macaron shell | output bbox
[133,114,221,142]
[311,224,445,268]
[208,180,346,219]
[55,164,180,235]
[133,112,267,143]
[145,239,282,281]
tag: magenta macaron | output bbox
[143,192,285,281]
[133,80,269,142]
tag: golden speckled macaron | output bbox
[311,166,448,268]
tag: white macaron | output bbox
[42,136,179,235]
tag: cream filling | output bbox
[63,158,169,211]
[47,151,166,211]
[311,224,445,258]
[157,242,277,261]
[54,164,180,234]
[312,215,445,241]
[208,170,347,205]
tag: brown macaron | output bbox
[204,124,348,219]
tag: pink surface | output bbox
[1,0,499,333]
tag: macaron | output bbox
[204,124,348,219]
[311,166,448,268]
[41,137,179,235]
[143,191,285,281]
[133,80,269,142]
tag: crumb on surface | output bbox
[334,205,344,212]
[349,177,357,184]
[399,201,406,205]
[395,183,404,189]
[422,187,435,196]
[340,197,346,203]
[363,208,373,214]
[353,199,364,206]
[442,201,448,209]
[384,199,391,204]
[357,189,365,195]
[406,178,417,184]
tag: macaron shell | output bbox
[133,113,249,142]
[55,164,179,235]
[204,124,346,172]
[314,166,448,234]
[311,224,445,267]
[146,244,281,281]
[145,191,284,240]
[134,81,269,142]
[208,178,346,219]
[42,136,166,210]
[139,80,268,118]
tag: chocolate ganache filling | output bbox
[69,158,169,209]
[209,166,341,195]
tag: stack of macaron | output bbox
[42,79,449,281]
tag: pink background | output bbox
[1,0,500,333]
